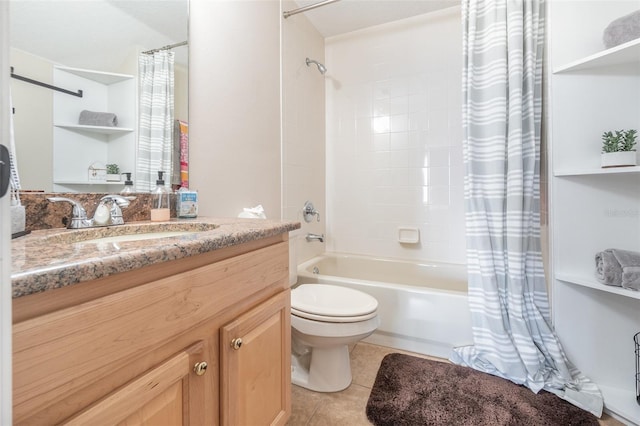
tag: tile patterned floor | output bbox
[288,341,624,426]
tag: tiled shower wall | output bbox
[282,1,326,274]
[325,7,465,263]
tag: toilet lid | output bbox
[291,284,378,318]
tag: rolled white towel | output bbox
[78,110,118,127]
[595,249,622,287]
[611,249,640,290]
[603,10,640,49]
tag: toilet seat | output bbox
[292,284,378,323]
[291,307,378,323]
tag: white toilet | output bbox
[290,283,379,392]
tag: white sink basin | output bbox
[82,231,197,244]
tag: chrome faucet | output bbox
[306,233,324,243]
[48,195,131,229]
[47,197,91,229]
[97,195,131,226]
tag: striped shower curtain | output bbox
[136,51,175,192]
[450,0,603,416]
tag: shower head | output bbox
[306,58,327,75]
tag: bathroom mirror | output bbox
[9,0,189,193]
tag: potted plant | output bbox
[601,129,637,168]
[106,164,121,181]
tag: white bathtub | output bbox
[296,253,473,359]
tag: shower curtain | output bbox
[451,0,602,416]
[136,51,175,192]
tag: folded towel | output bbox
[78,110,118,127]
[595,249,623,287]
[611,249,640,290]
[623,267,640,290]
[603,9,640,49]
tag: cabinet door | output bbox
[220,290,291,426]
[62,342,207,426]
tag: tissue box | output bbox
[11,204,25,235]
[176,190,198,218]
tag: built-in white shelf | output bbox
[554,38,640,73]
[54,180,123,186]
[55,66,133,85]
[556,273,640,301]
[555,165,640,177]
[54,124,134,135]
[600,384,640,425]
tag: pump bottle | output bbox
[120,172,134,196]
[151,171,170,222]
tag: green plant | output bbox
[106,163,120,174]
[601,129,638,153]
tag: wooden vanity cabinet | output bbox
[221,289,291,426]
[12,234,291,425]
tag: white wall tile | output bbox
[282,1,326,265]
[326,6,464,263]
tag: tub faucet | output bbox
[306,233,324,243]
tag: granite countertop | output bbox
[12,217,300,299]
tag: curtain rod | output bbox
[283,0,340,19]
[142,40,188,55]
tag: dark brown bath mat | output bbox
[366,353,599,426]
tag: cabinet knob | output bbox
[231,338,243,350]
[193,361,208,376]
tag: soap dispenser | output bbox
[120,172,134,196]
[151,171,170,222]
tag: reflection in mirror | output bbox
[9,0,188,193]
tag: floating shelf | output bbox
[555,166,640,177]
[55,124,134,135]
[54,180,123,186]
[554,38,640,73]
[55,66,133,85]
[556,273,640,301]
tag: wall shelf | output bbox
[549,4,640,422]
[555,165,640,177]
[556,273,640,301]
[54,180,123,186]
[53,66,136,188]
[54,124,134,135]
[55,66,133,85]
[554,38,640,73]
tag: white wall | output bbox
[10,48,53,192]
[1,2,12,422]
[325,7,465,263]
[189,0,281,219]
[282,0,326,270]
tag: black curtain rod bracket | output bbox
[10,67,83,98]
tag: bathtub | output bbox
[296,253,473,359]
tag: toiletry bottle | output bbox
[151,171,170,222]
[120,172,134,195]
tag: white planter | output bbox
[601,151,637,168]
[106,174,121,182]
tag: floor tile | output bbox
[350,342,399,388]
[288,384,324,426]
[307,383,372,426]
[598,413,624,425]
